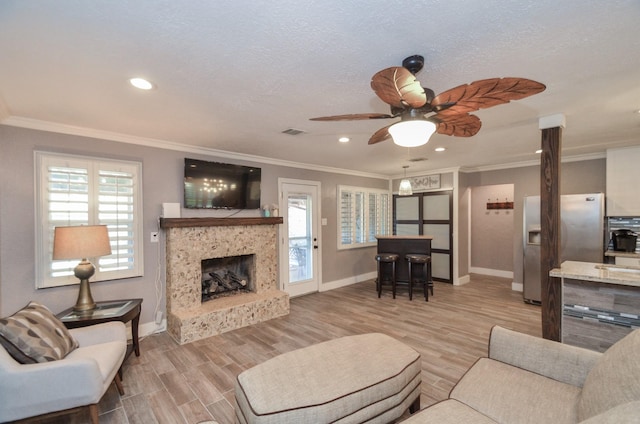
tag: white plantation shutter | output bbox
[35,152,143,288]
[378,193,390,236]
[97,168,136,273]
[338,185,390,249]
[368,193,377,242]
[355,191,365,243]
[340,190,354,245]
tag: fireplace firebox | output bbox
[201,254,255,301]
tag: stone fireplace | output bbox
[161,217,290,344]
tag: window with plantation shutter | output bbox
[338,185,390,249]
[35,151,143,288]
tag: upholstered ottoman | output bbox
[235,333,421,424]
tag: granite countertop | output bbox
[375,235,433,239]
[550,260,640,287]
[604,250,640,258]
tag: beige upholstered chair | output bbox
[0,320,127,423]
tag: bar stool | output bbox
[406,254,433,301]
[375,253,399,298]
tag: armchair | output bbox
[0,321,127,423]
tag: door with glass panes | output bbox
[394,191,453,283]
[279,180,321,297]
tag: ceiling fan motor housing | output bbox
[402,55,424,75]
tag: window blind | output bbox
[338,185,390,249]
[35,152,143,288]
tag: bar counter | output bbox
[376,235,432,283]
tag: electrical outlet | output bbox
[150,231,159,243]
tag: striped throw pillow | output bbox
[0,301,78,363]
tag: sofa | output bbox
[403,325,640,423]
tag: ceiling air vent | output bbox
[282,128,306,136]
[408,157,428,162]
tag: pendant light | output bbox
[399,165,413,196]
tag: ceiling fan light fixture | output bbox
[389,120,436,147]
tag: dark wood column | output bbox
[540,126,562,341]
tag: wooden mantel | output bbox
[160,216,283,228]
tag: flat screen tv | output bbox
[184,158,261,209]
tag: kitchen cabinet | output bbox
[606,146,640,216]
[615,256,640,267]
[550,261,640,352]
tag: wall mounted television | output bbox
[184,158,261,209]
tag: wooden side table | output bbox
[57,298,143,360]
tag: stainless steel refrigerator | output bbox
[523,193,604,304]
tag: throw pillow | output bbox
[0,301,78,363]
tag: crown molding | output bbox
[2,115,610,180]
[460,152,606,173]
[2,116,388,180]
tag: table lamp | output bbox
[52,225,112,312]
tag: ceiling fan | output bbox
[310,55,546,147]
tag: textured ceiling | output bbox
[1,0,639,177]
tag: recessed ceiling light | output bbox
[536,149,543,154]
[338,137,350,143]
[435,147,445,152]
[129,77,154,90]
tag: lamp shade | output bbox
[388,120,437,147]
[53,225,112,260]
[399,179,413,196]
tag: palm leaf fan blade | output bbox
[309,113,395,121]
[432,78,546,115]
[368,124,393,145]
[433,113,482,137]
[371,67,427,109]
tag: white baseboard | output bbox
[139,319,166,337]
[469,267,514,279]
[320,271,377,292]
[455,274,471,286]
[511,282,523,292]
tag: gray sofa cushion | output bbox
[449,357,581,424]
[577,329,640,421]
[489,325,601,387]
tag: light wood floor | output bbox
[19,275,541,424]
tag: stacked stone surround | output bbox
[162,218,290,344]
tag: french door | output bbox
[278,179,321,297]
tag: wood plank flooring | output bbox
[17,275,541,424]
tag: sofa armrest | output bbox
[69,321,127,347]
[488,325,601,387]
[578,401,640,423]
[0,346,104,422]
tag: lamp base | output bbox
[73,260,97,312]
